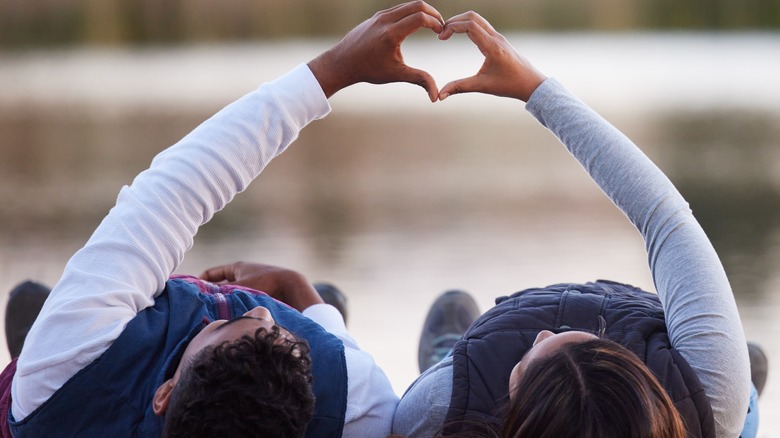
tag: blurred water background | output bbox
[1,1,779,435]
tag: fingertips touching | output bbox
[438,26,454,40]
[442,10,496,38]
[441,21,494,57]
[445,11,492,29]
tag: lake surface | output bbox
[1,33,779,434]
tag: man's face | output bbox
[172,306,294,383]
[153,305,299,416]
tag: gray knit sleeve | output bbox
[525,78,750,438]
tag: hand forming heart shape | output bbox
[308,3,546,103]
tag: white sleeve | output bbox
[525,78,750,437]
[303,304,399,438]
[11,65,331,420]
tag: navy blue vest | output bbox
[9,277,348,437]
[444,280,715,438]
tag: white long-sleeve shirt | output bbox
[11,64,398,437]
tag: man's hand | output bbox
[307,1,444,102]
[199,262,324,312]
[437,11,547,102]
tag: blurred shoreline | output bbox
[1,34,778,435]
[4,0,779,49]
[2,33,780,115]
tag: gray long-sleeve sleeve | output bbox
[526,78,750,437]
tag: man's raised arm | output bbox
[11,1,445,421]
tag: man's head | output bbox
[152,306,315,438]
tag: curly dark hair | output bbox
[162,326,315,438]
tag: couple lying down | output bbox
[1,2,757,437]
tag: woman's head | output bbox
[503,336,686,438]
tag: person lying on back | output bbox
[0,2,448,437]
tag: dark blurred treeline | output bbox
[2,0,780,48]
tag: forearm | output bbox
[525,78,750,437]
[12,64,331,420]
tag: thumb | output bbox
[398,67,439,103]
[439,76,482,101]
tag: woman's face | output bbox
[508,330,598,398]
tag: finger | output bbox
[441,16,494,40]
[438,20,494,56]
[377,0,422,17]
[384,1,444,27]
[443,11,496,35]
[398,67,439,102]
[376,1,409,16]
[199,264,238,282]
[439,76,483,101]
[394,10,445,37]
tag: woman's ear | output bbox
[152,379,175,415]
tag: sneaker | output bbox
[418,290,480,373]
[314,282,348,325]
[748,342,768,397]
[5,280,51,358]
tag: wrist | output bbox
[307,50,351,99]
[513,66,547,102]
[279,271,324,311]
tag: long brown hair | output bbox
[501,338,687,438]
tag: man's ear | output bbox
[153,379,175,416]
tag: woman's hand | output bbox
[438,11,546,102]
[199,262,324,312]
